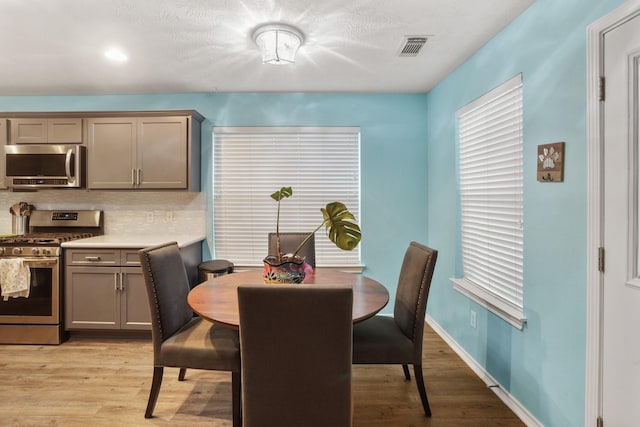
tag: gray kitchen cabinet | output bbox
[86,117,136,189]
[87,114,198,190]
[8,118,83,144]
[64,249,151,331]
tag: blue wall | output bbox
[424,0,624,425]
[0,93,428,312]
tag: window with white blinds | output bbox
[452,74,526,329]
[213,127,361,268]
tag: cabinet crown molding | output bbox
[0,110,203,122]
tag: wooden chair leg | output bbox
[178,367,187,381]
[232,371,241,427]
[413,364,431,417]
[402,364,411,380]
[145,366,164,418]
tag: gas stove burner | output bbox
[0,232,95,245]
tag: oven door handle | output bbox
[21,258,59,267]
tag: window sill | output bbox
[451,278,526,330]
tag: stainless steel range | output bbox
[0,210,103,344]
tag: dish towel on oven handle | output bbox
[0,258,31,301]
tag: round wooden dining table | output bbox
[188,269,390,330]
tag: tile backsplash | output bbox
[0,190,206,235]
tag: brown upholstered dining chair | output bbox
[238,284,353,427]
[268,232,316,267]
[352,241,438,416]
[138,242,241,426]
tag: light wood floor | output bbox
[0,323,524,427]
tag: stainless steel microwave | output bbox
[4,144,86,189]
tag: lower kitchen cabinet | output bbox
[64,249,151,331]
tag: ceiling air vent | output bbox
[398,36,428,57]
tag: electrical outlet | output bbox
[470,310,477,329]
[165,211,175,222]
[145,212,154,223]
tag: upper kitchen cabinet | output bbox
[87,112,202,191]
[9,118,83,144]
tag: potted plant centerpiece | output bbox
[263,186,362,283]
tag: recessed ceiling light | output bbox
[104,48,128,63]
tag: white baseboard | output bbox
[426,314,543,427]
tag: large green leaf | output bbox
[321,202,362,251]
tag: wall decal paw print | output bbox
[537,142,565,182]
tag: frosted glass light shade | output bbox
[253,24,303,65]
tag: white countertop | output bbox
[60,234,205,249]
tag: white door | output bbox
[602,12,640,426]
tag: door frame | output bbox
[586,1,640,424]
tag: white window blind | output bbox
[213,127,361,268]
[452,74,526,329]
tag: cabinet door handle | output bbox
[131,169,136,186]
[120,272,125,291]
[114,272,120,292]
[136,168,141,186]
[85,256,101,261]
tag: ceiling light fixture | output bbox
[253,24,304,65]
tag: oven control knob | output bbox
[42,248,51,255]
[0,248,4,255]
[12,247,22,255]
[31,248,39,255]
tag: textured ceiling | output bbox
[0,0,534,95]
